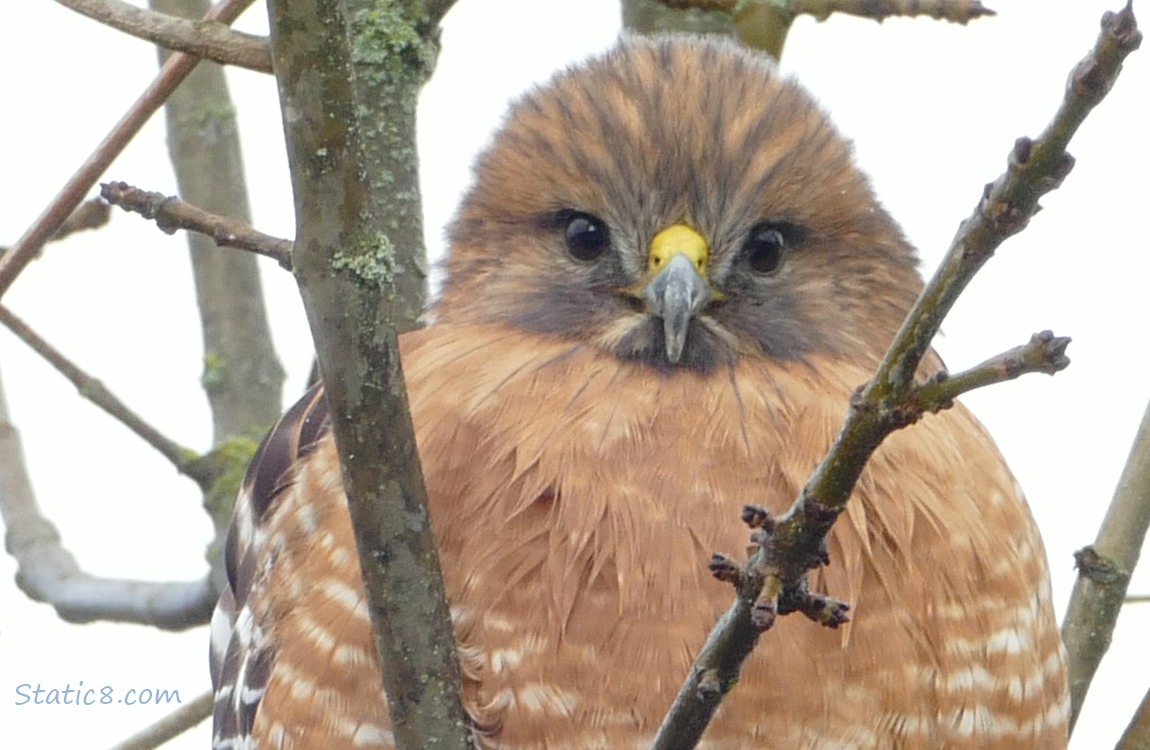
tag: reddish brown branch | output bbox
[101,182,294,270]
[54,0,271,72]
[0,0,256,300]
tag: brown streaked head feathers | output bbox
[439,37,923,372]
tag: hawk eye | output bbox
[562,212,611,262]
[743,224,787,275]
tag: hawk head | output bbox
[438,36,923,373]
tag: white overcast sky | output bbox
[1,1,1147,748]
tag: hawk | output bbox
[210,36,1069,749]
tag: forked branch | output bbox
[651,4,1141,748]
[0,0,256,299]
[54,0,271,72]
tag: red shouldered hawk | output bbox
[210,36,1069,749]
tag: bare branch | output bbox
[106,690,213,750]
[1056,8,1148,729]
[18,568,215,628]
[54,0,271,72]
[1117,682,1150,750]
[909,330,1071,413]
[1061,393,1150,730]
[0,305,215,488]
[656,0,994,24]
[101,182,293,271]
[653,0,737,10]
[0,369,214,628]
[645,0,992,59]
[796,0,993,23]
[266,0,472,747]
[0,0,256,300]
[651,4,1141,747]
[1,199,110,256]
[53,198,112,240]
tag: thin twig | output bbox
[656,0,994,24]
[0,305,215,488]
[53,198,112,240]
[0,0,256,300]
[101,182,294,270]
[54,0,271,72]
[1,199,110,256]
[651,4,1141,747]
[106,690,213,750]
[908,330,1071,412]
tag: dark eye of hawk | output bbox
[743,224,789,275]
[561,211,611,262]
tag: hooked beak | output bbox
[640,224,713,364]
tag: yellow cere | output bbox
[649,224,709,275]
